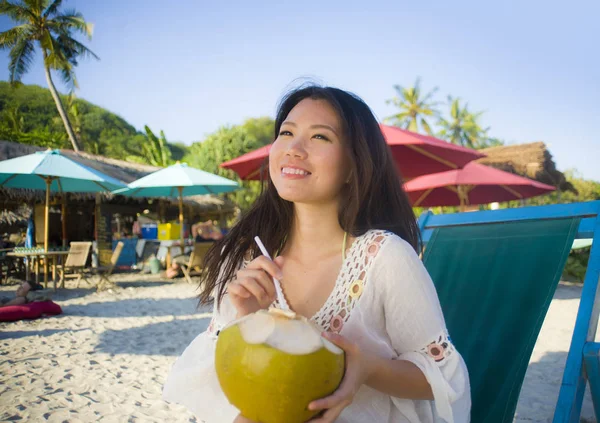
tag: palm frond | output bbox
[0,23,32,48]
[0,0,36,23]
[39,28,56,57]
[58,65,77,92]
[55,34,99,61]
[420,118,433,135]
[420,86,439,104]
[49,9,93,38]
[43,0,62,18]
[22,0,43,16]
[383,112,410,126]
[407,119,418,133]
[450,98,460,118]
[8,37,34,82]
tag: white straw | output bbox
[254,236,289,311]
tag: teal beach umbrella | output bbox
[114,162,238,245]
[0,149,126,251]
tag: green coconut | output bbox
[215,308,345,423]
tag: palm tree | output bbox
[0,0,99,151]
[142,125,172,167]
[385,78,440,135]
[437,97,492,149]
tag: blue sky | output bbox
[1,0,599,180]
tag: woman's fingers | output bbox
[273,255,285,269]
[236,269,276,301]
[234,276,273,305]
[227,282,251,298]
[322,332,357,353]
[228,255,285,316]
[309,384,351,411]
[246,255,284,280]
[310,402,347,423]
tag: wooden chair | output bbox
[57,241,92,288]
[89,241,124,291]
[179,242,213,284]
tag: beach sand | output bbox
[0,275,597,422]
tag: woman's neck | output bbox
[285,202,346,260]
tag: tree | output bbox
[437,97,498,149]
[0,0,99,151]
[138,125,173,167]
[523,170,600,206]
[240,117,275,146]
[168,142,190,162]
[183,124,264,211]
[385,78,439,135]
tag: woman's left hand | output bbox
[308,332,376,422]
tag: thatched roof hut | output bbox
[476,142,576,193]
[0,140,235,217]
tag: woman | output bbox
[163,85,471,422]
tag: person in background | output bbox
[165,221,223,279]
[193,221,224,242]
[0,281,47,307]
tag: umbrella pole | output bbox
[177,186,185,249]
[458,185,466,212]
[62,194,67,248]
[44,177,51,252]
[43,177,52,289]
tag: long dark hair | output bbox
[198,84,420,305]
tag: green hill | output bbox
[0,82,165,160]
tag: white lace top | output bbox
[163,230,471,422]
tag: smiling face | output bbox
[269,98,352,206]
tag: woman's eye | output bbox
[279,130,292,136]
[313,134,330,141]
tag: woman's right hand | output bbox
[228,255,285,317]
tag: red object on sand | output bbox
[220,124,485,180]
[0,301,62,322]
[403,162,556,208]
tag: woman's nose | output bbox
[285,137,308,159]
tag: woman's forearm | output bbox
[365,355,433,400]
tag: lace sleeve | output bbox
[372,235,471,423]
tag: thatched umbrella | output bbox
[476,142,576,193]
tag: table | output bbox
[6,251,70,290]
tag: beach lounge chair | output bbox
[57,241,92,288]
[88,241,124,291]
[178,242,212,284]
[417,201,600,423]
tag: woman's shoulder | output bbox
[353,229,416,261]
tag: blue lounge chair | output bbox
[417,201,600,423]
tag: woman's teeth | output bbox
[282,167,309,175]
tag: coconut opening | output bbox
[235,309,343,355]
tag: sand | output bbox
[0,276,597,422]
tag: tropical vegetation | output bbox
[0,0,98,151]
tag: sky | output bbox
[0,0,599,180]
